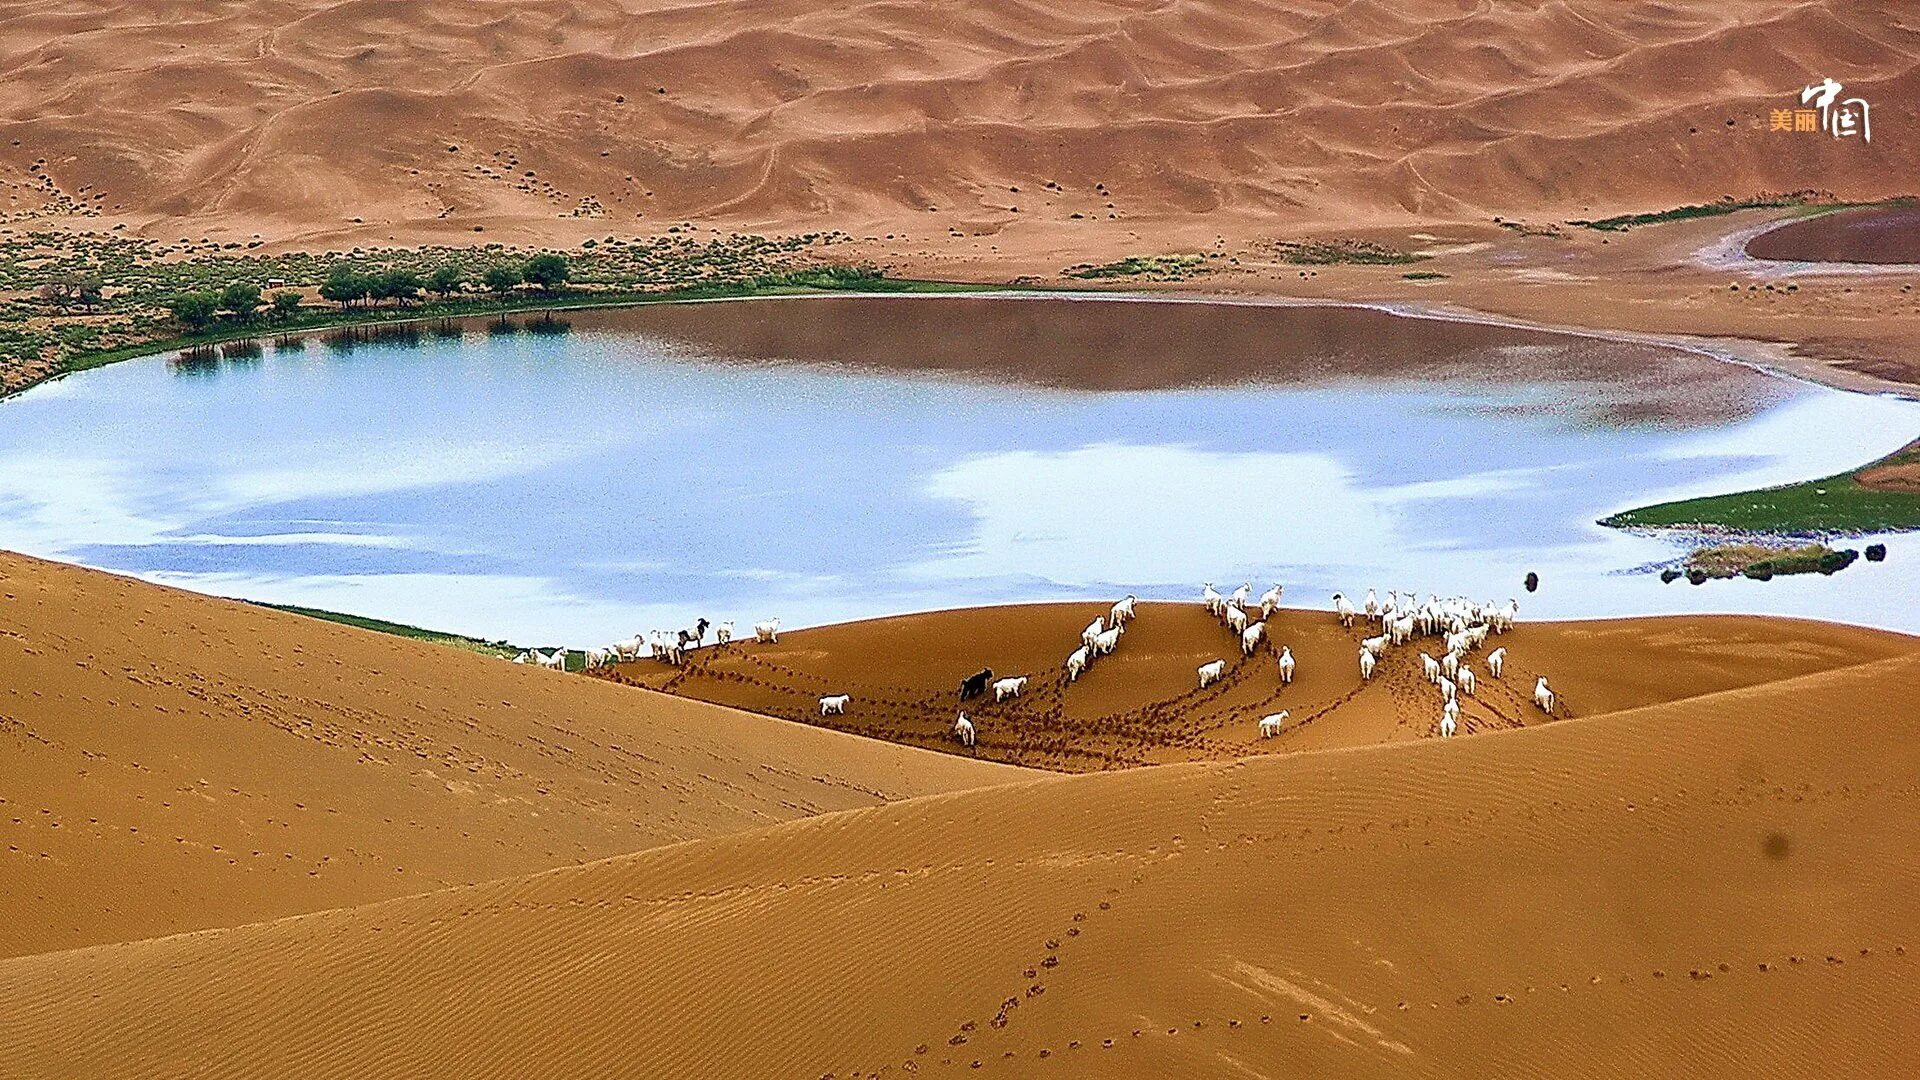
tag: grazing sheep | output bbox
[1440,700,1459,738]
[992,675,1029,703]
[953,713,976,747]
[715,620,734,646]
[1276,646,1296,686]
[1093,624,1124,656]
[1420,651,1441,683]
[1457,667,1477,697]
[1259,582,1283,618]
[819,694,851,716]
[1198,659,1227,688]
[1533,676,1555,714]
[1066,645,1092,683]
[537,649,567,672]
[1487,647,1506,679]
[584,647,612,670]
[754,619,781,644]
[512,650,533,665]
[1390,614,1415,646]
[1240,621,1266,656]
[958,667,996,701]
[1081,615,1106,649]
[1202,582,1224,616]
[1437,675,1457,705]
[1258,711,1290,738]
[1359,648,1377,681]
[1110,595,1138,625]
[1332,592,1357,628]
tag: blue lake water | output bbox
[2,295,1917,642]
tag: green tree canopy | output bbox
[270,291,304,320]
[428,264,464,297]
[520,253,570,291]
[167,291,220,330]
[318,265,371,307]
[371,268,422,303]
[220,282,263,319]
[482,263,523,295]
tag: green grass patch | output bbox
[1401,270,1449,280]
[256,603,521,658]
[1269,239,1426,265]
[1569,191,1829,232]
[1674,541,1860,583]
[1063,254,1209,281]
[1601,447,1920,535]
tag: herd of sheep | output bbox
[514,583,1556,750]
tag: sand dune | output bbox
[5,650,1916,1078]
[605,601,1917,768]
[0,551,1026,957]
[1,1,1914,243]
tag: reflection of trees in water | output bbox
[322,324,423,353]
[170,345,222,377]
[523,314,572,337]
[430,319,465,340]
[486,317,518,337]
[272,335,306,354]
[220,339,263,363]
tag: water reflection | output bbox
[6,296,1917,642]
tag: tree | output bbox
[168,291,220,331]
[428,264,464,298]
[372,268,422,304]
[270,291,304,320]
[520,252,570,291]
[38,273,104,311]
[482,263,522,296]
[318,265,370,308]
[220,282,262,320]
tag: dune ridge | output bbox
[4,649,1917,1078]
[1,1,1914,243]
[0,551,1028,957]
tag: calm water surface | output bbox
[2,296,1916,641]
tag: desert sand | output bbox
[4,556,1918,1077]
[0,551,1025,957]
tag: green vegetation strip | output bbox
[255,603,521,658]
[1602,463,1920,535]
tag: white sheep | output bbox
[537,649,567,672]
[1198,659,1227,689]
[819,694,850,716]
[1093,624,1123,656]
[1259,583,1283,618]
[1440,651,1461,680]
[584,647,611,670]
[1361,633,1389,657]
[1110,595,1137,625]
[1332,592,1357,628]
[992,676,1029,703]
[1240,621,1265,656]
[1359,648,1377,681]
[1202,582,1224,616]
[1066,645,1092,683]
[1533,676,1555,714]
[1419,651,1441,683]
[1440,700,1459,738]
[1258,711,1290,738]
[1276,646,1295,686]
[1224,603,1249,635]
[1364,588,1380,624]
[1487,647,1506,679]
[1437,675,1457,705]
[1390,614,1415,646]
[1457,667,1476,697]
[715,620,734,646]
[1228,581,1252,610]
[953,713,976,747]
[754,619,780,644]
[612,635,645,662]
[1081,615,1106,649]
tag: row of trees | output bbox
[166,253,573,330]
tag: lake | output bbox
[2,294,1916,642]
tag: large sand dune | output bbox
[606,602,1918,768]
[5,649,1917,1078]
[0,551,1026,957]
[1,1,1913,243]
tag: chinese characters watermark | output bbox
[1769,78,1871,142]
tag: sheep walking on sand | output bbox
[1361,634,1388,658]
[1364,588,1380,624]
[1202,582,1224,616]
[1240,621,1265,657]
[1259,583,1283,618]
[715,621,734,646]
[1440,700,1459,738]
[1081,615,1106,649]
[819,694,850,716]
[754,619,781,644]
[1420,651,1441,683]
[1359,648,1377,681]
[1332,592,1357,629]
[1258,711,1290,738]
[992,676,1029,703]
[1224,603,1249,635]
[1457,667,1476,697]
[953,713,976,748]
[1066,645,1092,683]
[1533,676,1555,715]
[1276,646,1296,686]
[1110,595,1137,625]
[1093,624,1124,656]
[1437,675,1457,705]
[1198,659,1227,689]
[1487,647,1506,679]
[1229,582,1252,610]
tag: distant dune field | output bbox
[0,1,1912,244]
